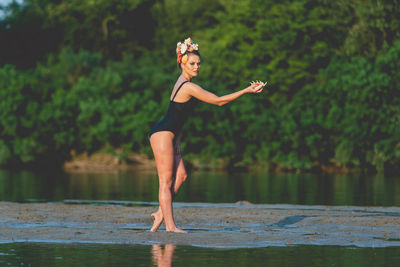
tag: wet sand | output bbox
[1,201,399,248]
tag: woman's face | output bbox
[182,53,201,77]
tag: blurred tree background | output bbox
[0,0,399,174]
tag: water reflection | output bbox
[0,168,399,206]
[1,243,400,267]
[151,244,175,267]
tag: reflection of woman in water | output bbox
[151,244,175,267]
[149,38,265,233]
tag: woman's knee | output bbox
[178,172,188,183]
[173,172,187,195]
[159,173,174,188]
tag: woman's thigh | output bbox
[150,131,175,177]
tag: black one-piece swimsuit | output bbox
[149,81,196,138]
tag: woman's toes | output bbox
[166,227,187,234]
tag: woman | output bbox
[149,38,265,233]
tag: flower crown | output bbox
[176,37,199,64]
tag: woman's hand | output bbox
[247,83,265,94]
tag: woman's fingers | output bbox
[249,80,267,93]
[251,84,263,93]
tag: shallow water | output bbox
[0,242,399,267]
[1,169,399,266]
[0,169,399,206]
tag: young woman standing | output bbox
[149,38,265,233]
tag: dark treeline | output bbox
[0,0,399,173]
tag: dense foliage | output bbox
[0,0,399,173]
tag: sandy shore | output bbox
[1,201,399,248]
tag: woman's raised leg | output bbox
[150,132,186,233]
[172,154,188,194]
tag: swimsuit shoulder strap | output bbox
[171,81,189,101]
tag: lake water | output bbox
[0,169,399,206]
[1,243,400,267]
[0,169,399,266]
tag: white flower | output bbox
[177,37,199,55]
[250,80,268,86]
[184,37,192,45]
[180,43,187,54]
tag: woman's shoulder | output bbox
[182,81,200,90]
[173,79,193,88]
[174,80,201,93]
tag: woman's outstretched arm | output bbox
[187,82,264,106]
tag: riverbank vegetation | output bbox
[1,0,399,174]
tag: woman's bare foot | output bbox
[150,211,164,232]
[166,227,187,233]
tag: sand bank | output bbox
[1,201,399,248]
